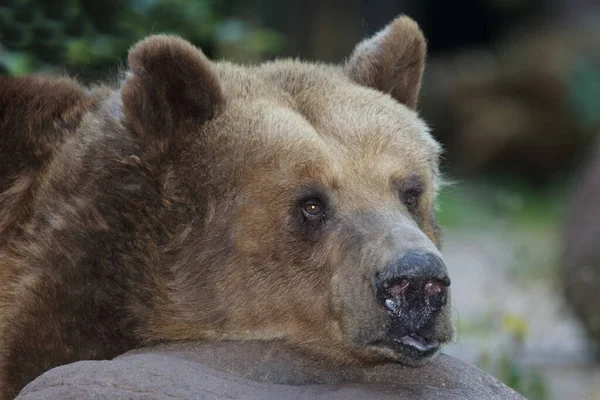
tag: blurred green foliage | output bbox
[477,314,549,400]
[0,0,285,78]
[567,56,600,130]
[437,178,567,231]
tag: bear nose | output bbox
[375,251,450,311]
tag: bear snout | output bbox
[373,251,451,359]
[376,251,450,309]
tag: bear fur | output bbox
[0,16,452,398]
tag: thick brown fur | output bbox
[0,77,99,250]
[0,16,452,398]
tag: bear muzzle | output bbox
[374,251,451,359]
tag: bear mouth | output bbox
[392,332,440,358]
[371,331,440,361]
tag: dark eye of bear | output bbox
[403,194,419,210]
[302,199,326,220]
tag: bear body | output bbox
[0,17,452,398]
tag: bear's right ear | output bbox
[122,35,224,141]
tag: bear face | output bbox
[153,65,452,363]
[121,17,452,364]
[0,16,452,398]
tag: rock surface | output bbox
[18,341,525,399]
[562,145,600,344]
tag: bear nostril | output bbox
[384,278,409,297]
[423,279,448,309]
[424,280,444,297]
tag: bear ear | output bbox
[122,35,224,140]
[344,16,426,110]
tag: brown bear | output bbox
[0,16,452,399]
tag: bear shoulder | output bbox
[0,76,97,247]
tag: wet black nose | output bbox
[374,251,451,357]
[375,251,450,313]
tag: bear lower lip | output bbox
[393,333,439,358]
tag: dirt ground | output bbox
[443,228,600,400]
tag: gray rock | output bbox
[562,145,600,344]
[18,341,525,399]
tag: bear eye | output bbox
[301,199,325,220]
[403,194,419,210]
[397,174,424,212]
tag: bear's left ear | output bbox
[122,35,224,140]
[344,16,426,110]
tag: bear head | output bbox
[122,16,453,365]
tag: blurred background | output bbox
[1,0,599,398]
